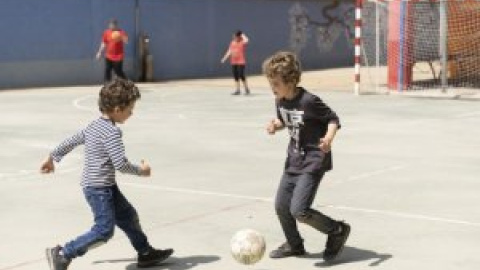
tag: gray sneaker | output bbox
[46,246,71,270]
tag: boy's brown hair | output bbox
[262,51,302,86]
[98,79,141,113]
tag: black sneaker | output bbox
[269,242,306,259]
[244,89,251,95]
[231,90,241,95]
[45,246,71,270]
[137,247,174,268]
[323,221,351,262]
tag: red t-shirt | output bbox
[229,40,247,65]
[102,29,127,62]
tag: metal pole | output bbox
[134,0,140,81]
[375,0,380,93]
[439,0,448,93]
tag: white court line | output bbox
[123,182,480,228]
[330,165,407,185]
[0,167,80,181]
[322,205,480,228]
[453,111,480,119]
[123,182,273,202]
[73,95,96,112]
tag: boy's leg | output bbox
[105,59,113,82]
[61,187,116,259]
[272,173,305,255]
[290,173,350,261]
[112,186,151,254]
[238,65,250,94]
[231,65,241,95]
[112,60,127,79]
[289,173,338,234]
[113,186,174,267]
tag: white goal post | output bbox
[355,0,480,94]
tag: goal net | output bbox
[359,0,480,94]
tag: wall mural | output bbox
[289,0,355,53]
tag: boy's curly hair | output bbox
[262,51,302,86]
[98,79,141,113]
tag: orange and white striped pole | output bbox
[354,0,362,95]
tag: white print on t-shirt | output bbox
[279,108,304,151]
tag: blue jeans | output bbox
[62,185,151,259]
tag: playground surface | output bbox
[0,70,479,270]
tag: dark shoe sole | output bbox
[137,249,174,268]
[323,224,351,262]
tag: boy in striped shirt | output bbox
[41,79,173,270]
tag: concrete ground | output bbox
[0,74,479,270]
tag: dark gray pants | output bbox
[275,172,338,249]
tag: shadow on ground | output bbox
[128,255,220,270]
[303,246,392,267]
[93,255,221,270]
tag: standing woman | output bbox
[221,30,250,95]
[96,19,128,82]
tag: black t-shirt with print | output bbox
[276,87,341,175]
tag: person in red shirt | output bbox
[96,19,128,82]
[221,30,250,95]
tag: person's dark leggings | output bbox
[231,64,246,81]
[275,172,339,249]
[105,59,127,81]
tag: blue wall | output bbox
[140,0,354,80]
[0,0,136,88]
[0,0,354,89]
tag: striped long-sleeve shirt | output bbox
[51,117,141,187]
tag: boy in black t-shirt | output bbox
[263,52,350,262]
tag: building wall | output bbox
[0,0,354,89]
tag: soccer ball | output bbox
[231,229,266,265]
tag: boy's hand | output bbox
[319,137,333,153]
[139,160,151,177]
[40,156,55,174]
[266,119,283,135]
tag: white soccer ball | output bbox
[231,229,266,265]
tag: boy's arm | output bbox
[42,130,85,173]
[267,106,285,135]
[104,132,144,176]
[96,42,105,59]
[267,118,284,135]
[319,122,339,153]
[242,33,249,44]
[312,96,341,128]
[51,130,86,163]
[96,31,107,59]
[310,96,341,152]
[221,49,231,63]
